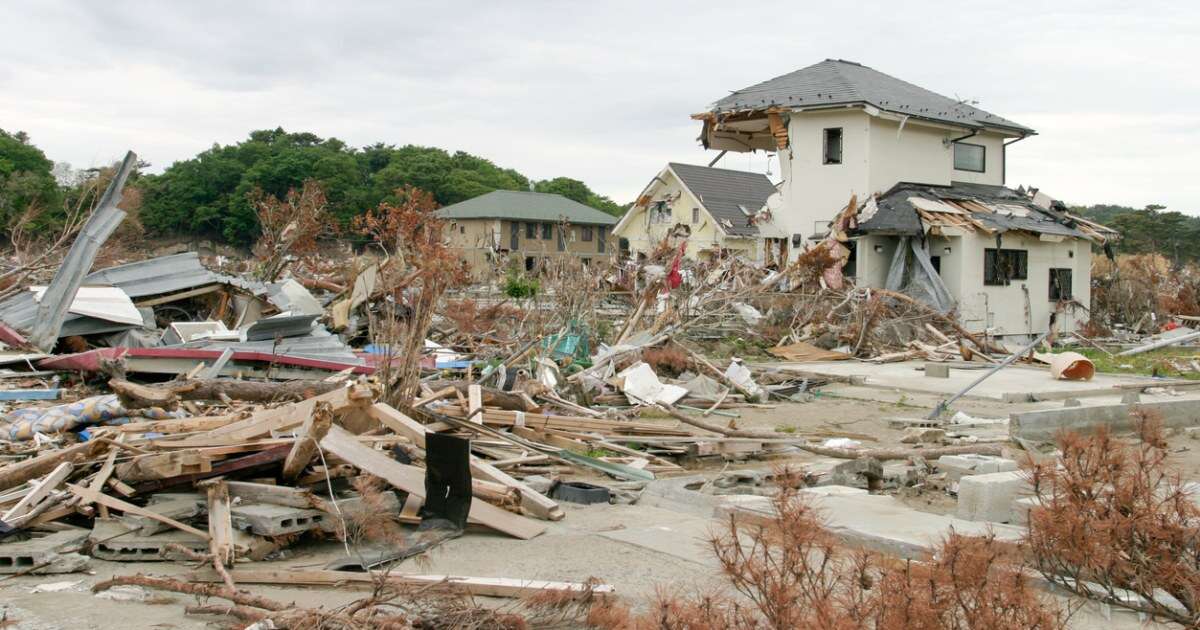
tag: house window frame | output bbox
[525,222,536,239]
[581,225,593,241]
[953,142,987,173]
[541,222,552,240]
[1049,268,1073,301]
[983,248,1028,286]
[692,207,700,224]
[823,127,843,165]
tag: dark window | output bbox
[983,248,1028,285]
[1049,268,1072,301]
[823,128,843,165]
[524,256,535,271]
[954,143,986,172]
[581,225,593,241]
[930,255,942,274]
[541,223,552,239]
[556,225,565,251]
[525,222,536,238]
[598,226,606,253]
[692,208,700,223]
[509,221,518,250]
[581,257,591,266]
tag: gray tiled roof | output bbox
[708,59,1033,134]
[668,163,778,237]
[855,181,1091,239]
[436,190,617,225]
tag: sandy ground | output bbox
[1,376,1194,628]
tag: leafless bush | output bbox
[250,178,331,281]
[1027,409,1200,625]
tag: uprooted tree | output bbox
[354,185,468,406]
[1026,410,1200,626]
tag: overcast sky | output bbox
[1,1,1196,212]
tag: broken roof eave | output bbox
[696,103,1033,151]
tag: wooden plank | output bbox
[193,568,614,599]
[319,425,545,540]
[206,482,234,565]
[66,483,208,540]
[468,384,484,424]
[1,462,73,521]
[0,441,96,493]
[282,401,333,480]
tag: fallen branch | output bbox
[110,378,343,409]
[92,574,289,611]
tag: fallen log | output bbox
[425,380,539,412]
[110,378,344,409]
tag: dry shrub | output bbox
[355,185,469,406]
[1027,409,1200,625]
[250,178,330,281]
[590,471,1068,629]
[641,345,689,377]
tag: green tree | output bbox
[0,129,62,230]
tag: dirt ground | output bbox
[1,384,1192,628]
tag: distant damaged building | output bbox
[693,58,1117,336]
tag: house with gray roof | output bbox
[436,190,618,277]
[690,59,1117,337]
[613,163,788,264]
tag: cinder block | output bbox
[0,531,89,574]
[924,363,950,378]
[956,471,1031,523]
[89,518,206,562]
[232,502,326,536]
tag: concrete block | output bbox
[89,518,206,562]
[1010,495,1042,525]
[232,502,325,536]
[900,427,945,444]
[956,471,1031,523]
[937,454,1018,483]
[924,363,950,378]
[1121,391,1141,404]
[0,531,89,574]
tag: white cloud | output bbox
[0,0,1196,212]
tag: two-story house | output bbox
[437,190,617,279]
[692,59,1116,337]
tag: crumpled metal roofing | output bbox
[0,252,267,337]
[855,181,1099,240]
[175,324,363,365]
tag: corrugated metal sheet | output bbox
[176,325,363,365]
[0,252,269,337]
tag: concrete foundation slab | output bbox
[1010,398,1200,441]
[766,360,1171,402]
[717,492,1023,559]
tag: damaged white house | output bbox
[693,58,1117,337]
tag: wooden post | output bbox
[281,401,333,481]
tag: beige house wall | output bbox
[445,217,615,278]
